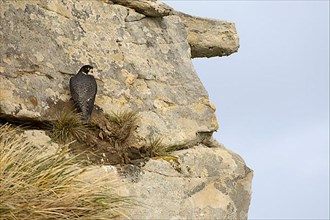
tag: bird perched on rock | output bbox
[70,65,97,122]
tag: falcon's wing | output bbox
[69,77,75,98]
[86,76,97,116]
[70,76,82,108]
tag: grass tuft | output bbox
[104,110,139,144]
[147,136,187,157]
[51,110,89,144]
[148,136,167,156]
[0,124,132,219]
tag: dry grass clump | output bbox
[0,124,132,219]
[148,136,168,156]
[147,136,184,157]
[146,136,183,172]
[104,111,139,164]
[51,110,89,144]
[50,109,140,165]
[104,110,139,144]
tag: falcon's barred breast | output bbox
[70,65,97,122]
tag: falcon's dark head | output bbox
[78,65,94,75]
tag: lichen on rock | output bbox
[0,1,251,219]
[0,0,218,146]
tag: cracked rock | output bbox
[0,1,252,218]
[109,0,174,17]
[116,144,252,219]
[0,0,217,146]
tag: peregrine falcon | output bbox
[70,65,97,122]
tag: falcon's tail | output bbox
[81,109,91,123]
[78,103,91,123]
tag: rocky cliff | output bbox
[0,0,252,219]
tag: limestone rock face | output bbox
[121,145,253,219]
[21,129,253,220]
[0,0,217,145]
[0,1,251,219]
[108,1,240,58]
[178,12,240,58]
[110,0,174,17]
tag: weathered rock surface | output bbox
[106,0,240,58]
[22,129,252,220]
[178,12,240,58]
[121,144,252,219]
[0,0,251,219]
[109,0,174,17]
[0,0,217,146]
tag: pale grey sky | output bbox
[164,1,329,219]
